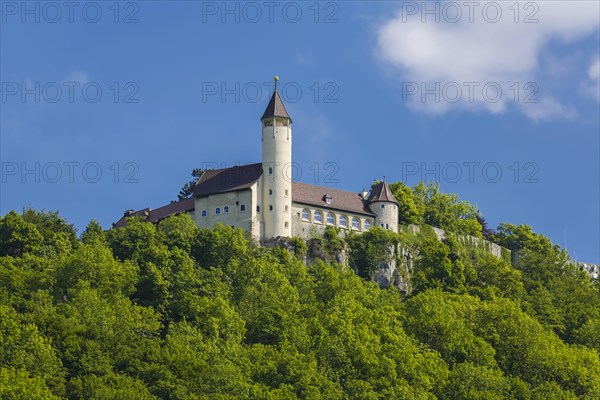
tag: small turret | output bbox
[367,180,398,232]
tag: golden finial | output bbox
[274,75,279,82]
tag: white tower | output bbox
[261,76,292,240]
[367,180,399,232]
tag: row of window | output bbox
[200,204,246,217]
[301,209,371,230]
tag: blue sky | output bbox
[1,1,599,263]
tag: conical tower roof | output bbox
[367,181,399,204]
[261,76,292,122]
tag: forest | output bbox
[1,181,599,399]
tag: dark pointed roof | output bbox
[367,182,399,204]
[261,89,292,122]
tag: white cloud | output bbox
[376,1,599,120]
[586,57,600,101]
[519,96,577,122]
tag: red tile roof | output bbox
[112,197,195,228]
[292,182,375,217]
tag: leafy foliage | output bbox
[0,209,598,399]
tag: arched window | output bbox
[314,211,323,223]
[215,207,221,215]
[352,217,359,229]
[364,220,371,230]
[224,206,229,213]
[201,210,207,217]
[339,215,348,227]
[240,204,246,212]
[302,209,310,221]
[327,213,335,225]
[380,204,385,209]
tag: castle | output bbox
[115,77,400,241]
[113,77,600,280]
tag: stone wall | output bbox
[404,224,509,260]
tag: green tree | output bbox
[388,181,424,225]
[413,182,482,237]
[0,211,43,257]
[177,168,203,200]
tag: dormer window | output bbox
[323,194,332,204]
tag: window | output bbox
[386,224,389,229]
[302,209,310,221]
[240,204,246,212]
[323,194,332,204]
[201,210,207,217]
[257,206,260,212]
[285,189,289,196]
[285,221,289,228]
[269,205,273,211]
[339,215,348,228]
[269,167,273,174]
[364,220,371,230]
[314,211,323,223]
[327,213,335,225]
[380,204,385,209]
[285,205,289,212]
[380,223,384,227]
[269,189,273,195]
[224,206,229,214]
[352,217,359,229]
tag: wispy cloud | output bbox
[376,1,599,120]
[581,57,600,102]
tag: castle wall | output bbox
[193,186,258,233]
[403,224,507,259]
[291,203,375,240]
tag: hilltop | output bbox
[1,201,599,398]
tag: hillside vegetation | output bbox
[0,202,599,399]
